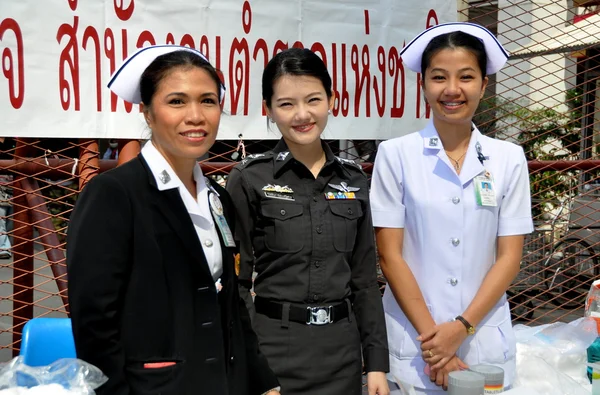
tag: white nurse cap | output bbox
[400,22,508,75]
[107,45,226,104]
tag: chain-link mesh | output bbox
[2,1,600,362]
[463,1,600,325]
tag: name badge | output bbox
[209,192,236,247]
[474,171,497,207]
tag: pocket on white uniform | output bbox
[470,302,516,364]
[385,300,434,360]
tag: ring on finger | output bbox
[428,350,434,358]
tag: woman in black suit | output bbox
[66,45,280,395]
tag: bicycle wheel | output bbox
[544,238,599,309]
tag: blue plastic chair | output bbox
[19,317,76,366]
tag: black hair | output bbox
[262,48,332,108]
[421,31,487,78]
[140,50,222,106]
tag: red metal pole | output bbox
[527,160,600,171]
[117,139,141,165]
[0,158,116,179]
[78,139,100,190]
[11,139,34,356]
[0,158,239,175]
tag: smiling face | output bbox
[264,74,334,151]
[422,47,488,130]
[142,66,221,169]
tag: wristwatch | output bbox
[455,315,475,335]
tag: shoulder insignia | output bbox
[335,156,363,171]
[236,152,273,169]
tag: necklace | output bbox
[445,149,467,171]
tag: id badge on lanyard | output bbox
[474,170,497,207]
[208,192,236,247]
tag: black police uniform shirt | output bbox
[226,139,389,373]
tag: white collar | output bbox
[421,120,483,150]
[420,120,487,185]
[141,141,207,195]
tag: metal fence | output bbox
[2,0,600,360]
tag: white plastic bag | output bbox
[513,317,596,394]
[0,357,107,394]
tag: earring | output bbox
[269,117,275,124]
[328,109,331,114]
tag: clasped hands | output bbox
[416,321,469,390]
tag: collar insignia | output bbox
[159,170,171,184]
[276,152,290,161]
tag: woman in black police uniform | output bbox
[67,45,279,395]
[226,48,389,395]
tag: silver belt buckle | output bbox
[306,306,332,325]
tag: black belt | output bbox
[254,296,349,325]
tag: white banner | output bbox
[0,0,456,140]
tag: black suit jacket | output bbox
[67,155,278,395]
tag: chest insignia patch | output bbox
[325,191,356,200]
[429,137,439,147]
[262,184,295,201]
[326,182,359,199]
[328,181,360,192]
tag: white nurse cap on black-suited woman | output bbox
[107,45,226,104]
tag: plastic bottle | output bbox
[469,365,505,393]
[589,362,600,395]
[447,370,485,395]
[586,280,600,383]
[590,339,600,383]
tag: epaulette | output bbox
[335,156,363,172]
[236,152,273,169]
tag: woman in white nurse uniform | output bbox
[370,23,533,394]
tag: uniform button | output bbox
[316,226,322,234]
[313,196,318,202]
[280,209,286,216]
[347,208,353,215]
[450,278,458,286]
[452,197,460,204]
[204,239,213,247]
[230,356,235,363]
[314,261,320,268]
[313,294,319,302]
[451,238,460,246]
